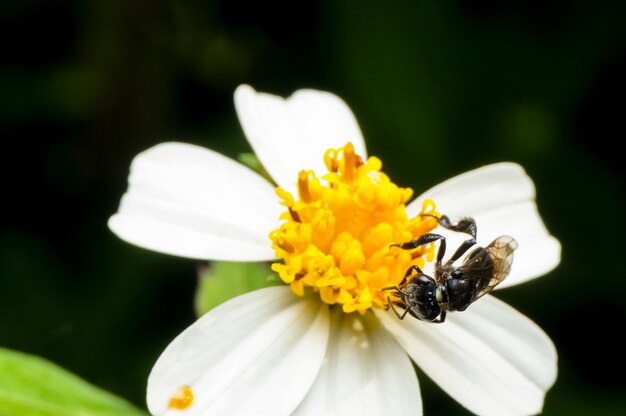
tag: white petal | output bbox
[376,295,557,416]
[407,163,561,287]
[109,142,282,261]
[235,85,367,192]
[147,286,330,416]
[294,309,421,416]
[410,163,535,216]
[472,201,560,288]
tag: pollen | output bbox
[168,385,194,411]
[270,142,440,313]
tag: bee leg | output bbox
[421,214,478,264]
[391,233,447,266]
[422,214,477,240]
[391,233,444,250]
[381,286,410,297]
[447,239,477,263]
[431,310,447,324]
[398,264,423,286]
[387,298,411,320]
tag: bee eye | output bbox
[451,269,463,279]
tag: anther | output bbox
[324,149,339,172]
[298,171,312,203]
[277,239,295,253]
[288,207,301,222]
[343,142,356,182]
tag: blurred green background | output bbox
[1,0,625,414]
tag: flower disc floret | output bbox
[270,143,440,313]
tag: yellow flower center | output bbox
[269,143,439,313]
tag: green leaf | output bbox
[194,261,281,317]
[0,347,148,416]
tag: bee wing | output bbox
[460,235,518,300]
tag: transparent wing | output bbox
[460,235,518,300]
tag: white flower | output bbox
[109,85,561,416]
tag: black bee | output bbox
[383,215,517,323]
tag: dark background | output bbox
[2,1,625,414]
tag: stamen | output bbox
[324,148,339,173]
[288,207,301,223]
[342,142,356,182]
[269,231,296,253]
[421,198,437,213]
[298,171,312,203]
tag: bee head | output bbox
[404,277,441,321]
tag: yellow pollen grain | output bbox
[269,142,440,312]
[168,385,194,411]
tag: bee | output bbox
[383,215,517,323]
